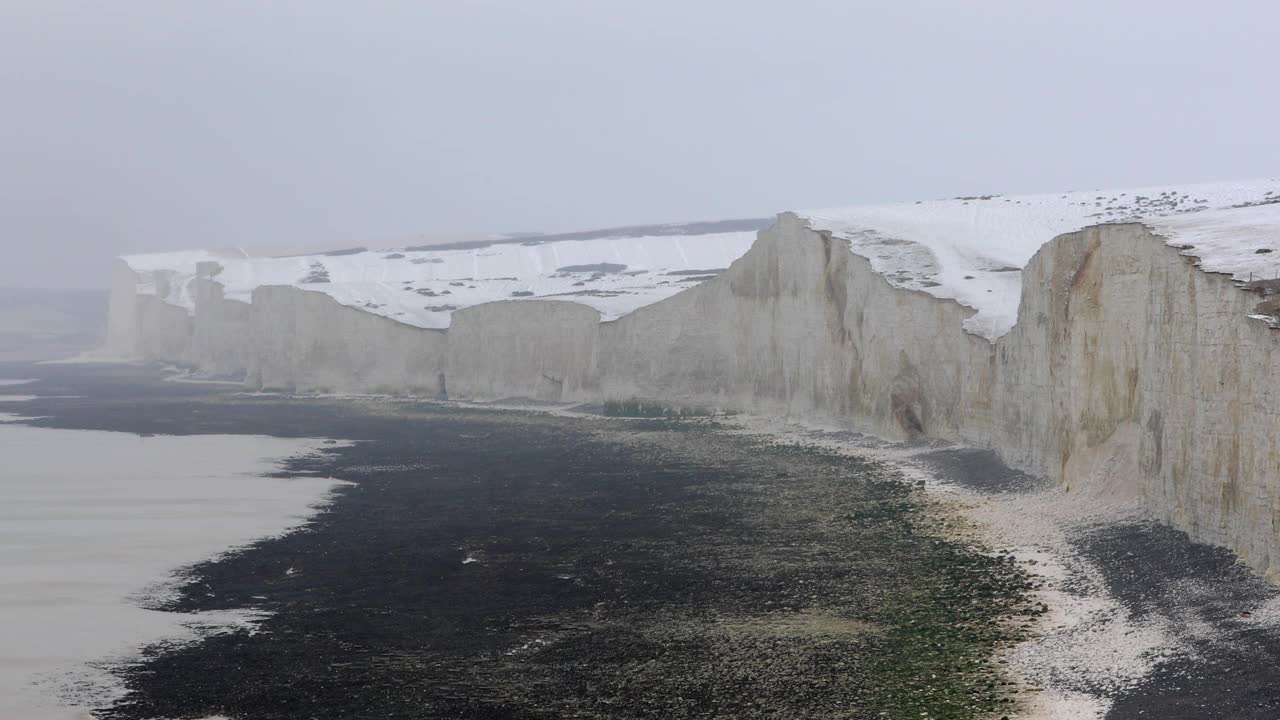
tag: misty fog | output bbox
[2,0,1278,290]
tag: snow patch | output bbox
[1149,201,1280,283]
[121,232,755,329]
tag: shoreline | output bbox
[2,362,1032,719]
[712,414,1280,718]
[0,421,341,720]
[5,362,1280,718]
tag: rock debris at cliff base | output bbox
[710,417,1280,719]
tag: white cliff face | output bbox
[185,263,253,377]
[598,216,1280,577]
[447,301,600,402]
[133,296,192,364]
[998,223,1280,576]
[103,258,141,359]
[246,285,447,396]
[596,213,996,440]
[103,185,1280,578]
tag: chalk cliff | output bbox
[102,182,1280,577]
[998,223,1280,574]
[246,285,447,396]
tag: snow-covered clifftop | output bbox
[803,179,1280,338]
[103,182,1280,578]
[110,229,756,335]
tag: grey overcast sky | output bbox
[2,0,1278,289]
